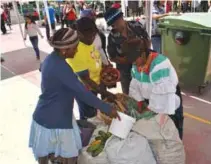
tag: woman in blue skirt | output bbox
[29,28,120,164]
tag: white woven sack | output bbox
[132,114,185,164]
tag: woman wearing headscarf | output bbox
[29,28,120,164]
[125,29,184,140]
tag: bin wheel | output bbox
[198,86,205,95]
[198,81,209,95]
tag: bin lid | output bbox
[160,13,211,29]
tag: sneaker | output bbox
[36,56,40,60]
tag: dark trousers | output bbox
[76,91,98,120]
[61,14,69,28]
[55,14,60,23]
[29,36,40,58]
[119,70,132,95]
[151,36,161,53]
[67,20,75,28]
[46,23,55,40]
[144,85,184,140]
[169,85,184,140]
[76,83,107,119]
[1,19,7,34]
[61,19,68,28]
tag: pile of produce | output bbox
[101,68,120,86]
[115,93,156,120]
[87,131,112,157]
[99,98,125,125]
[99,94,156,125]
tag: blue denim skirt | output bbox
[29,118,82,160]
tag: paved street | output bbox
[0,24,211,164]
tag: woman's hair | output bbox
[49,28,78,50]
[76,17,97,35]
[25,15,36,29]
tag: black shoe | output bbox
[1,57,5,62]
[36,56,40,60]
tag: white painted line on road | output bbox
[1,65,16,75]
[181,92,186,96]
[181,91,211,105]
[189,96,211,105]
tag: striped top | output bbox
[129,54,180,115]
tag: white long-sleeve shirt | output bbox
[24,23,42,38]
[93,33,109,65]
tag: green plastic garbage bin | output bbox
[159,13,211,91]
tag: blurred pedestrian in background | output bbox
[1,6,7,34]
[24,16,43,60]
[152,0,169,53]
[65,2,77,28]
[43,3,56,40]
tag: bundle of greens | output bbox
[115,94,156,120]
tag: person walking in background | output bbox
[151,0,169,53]
[166,1,172,13]
[1,6,7,34]
[4,5,12,30]
[54,4,60,24]
[43,3,56,40]
[24,16,43,60]
[66,3,77,28]
[61,2,69,28]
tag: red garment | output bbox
[2,11,7,21]
[33,11,39,17]
[166,2,172,13]
[67,9,76,20]
[112,3,121,9]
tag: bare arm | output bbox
[24,28,27,39]
[152,13,169,20]
[78,70,116,99]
